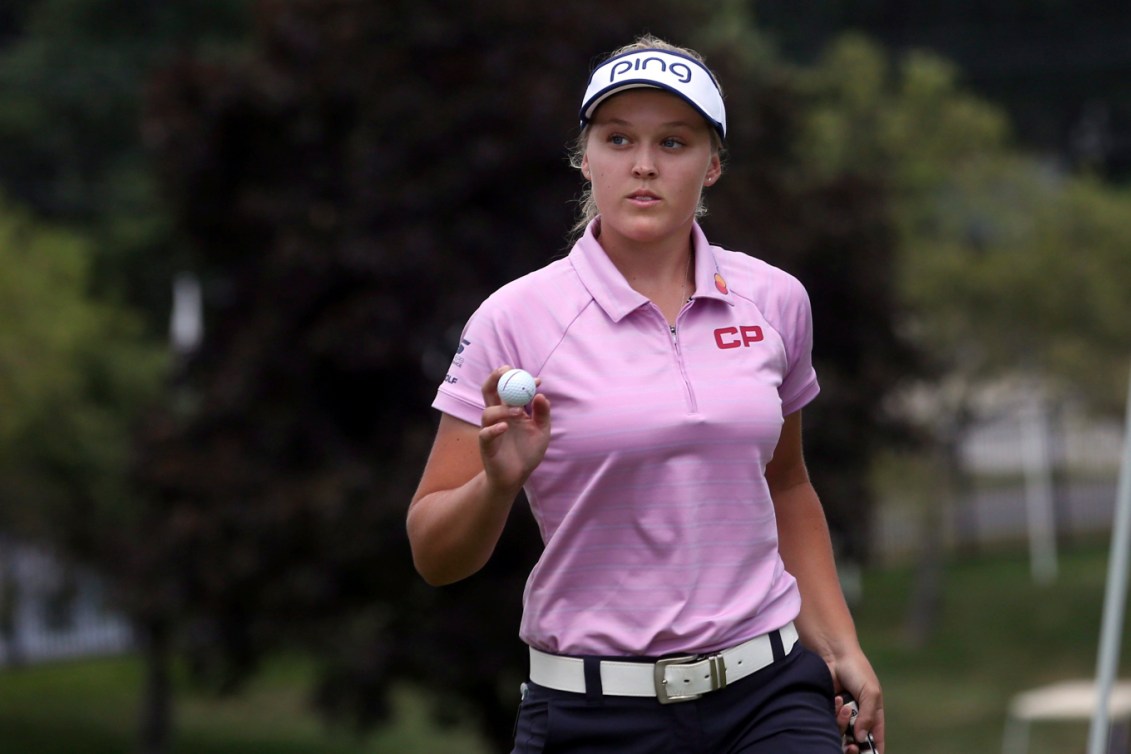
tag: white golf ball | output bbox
[498,368,537,407]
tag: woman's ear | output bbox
[704,154,722,186]
[580,153,591,181]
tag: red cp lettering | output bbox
[714,326,764,349]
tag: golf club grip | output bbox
[838,691,878,753]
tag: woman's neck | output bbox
[596,224,696,324]
[596,221,694,288]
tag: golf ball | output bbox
[498,368,537,407]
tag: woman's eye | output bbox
[609,134,628,145]
[661,137,684,148]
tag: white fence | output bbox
[0,541,133,666]
[876,403,1125,564]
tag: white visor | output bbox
[579,48,726,140]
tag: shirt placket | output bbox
[666,304,697,413]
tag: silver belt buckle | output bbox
[653,653,727,704]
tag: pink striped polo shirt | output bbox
[432,220,820,657]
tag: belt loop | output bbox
[582,656,604,705]
[769,629,785,662]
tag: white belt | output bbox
[528,622,798,704]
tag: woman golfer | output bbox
[408,34,885,754]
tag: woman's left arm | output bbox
[767,410,885,754]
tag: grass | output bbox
[1,543,1128,753]
[858,541,1131,754]
[0,654,490,754]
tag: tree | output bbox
[0,198,164,669]
[0,198,163,550]
[754,1,1131,180]
[798,35,1131,413]
[0,0,251,322]
[794,34,1131,643]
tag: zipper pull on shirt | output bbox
[669,294,693,339]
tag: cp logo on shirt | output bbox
[714,325,764,349]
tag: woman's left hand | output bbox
[830,649,884,754]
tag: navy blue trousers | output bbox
[511,642,842,754]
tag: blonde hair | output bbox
[568,34,726,242]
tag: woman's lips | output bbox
[628,190,660,204]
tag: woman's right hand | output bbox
[406,365,552,585]
[478,365,552,493]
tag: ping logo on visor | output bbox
[579,49,726,140]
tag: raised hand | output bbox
[479,365,552,493]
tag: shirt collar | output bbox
[569,219,734,323]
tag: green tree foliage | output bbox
[799,35,1131,414]
[1022,179,1131,407]
[755,1,1131,181]
[0,0,250,318]
[0,199,164,551]
[0,1,36,47]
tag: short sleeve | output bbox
[777,275,820,416]
[431,299,520,426]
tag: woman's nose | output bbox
[632,148,657,178]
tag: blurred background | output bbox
[1,1,1130,752]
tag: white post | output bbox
[1022,388,1059,584]
[170,272,203,356]
[1087,365,1131,754]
